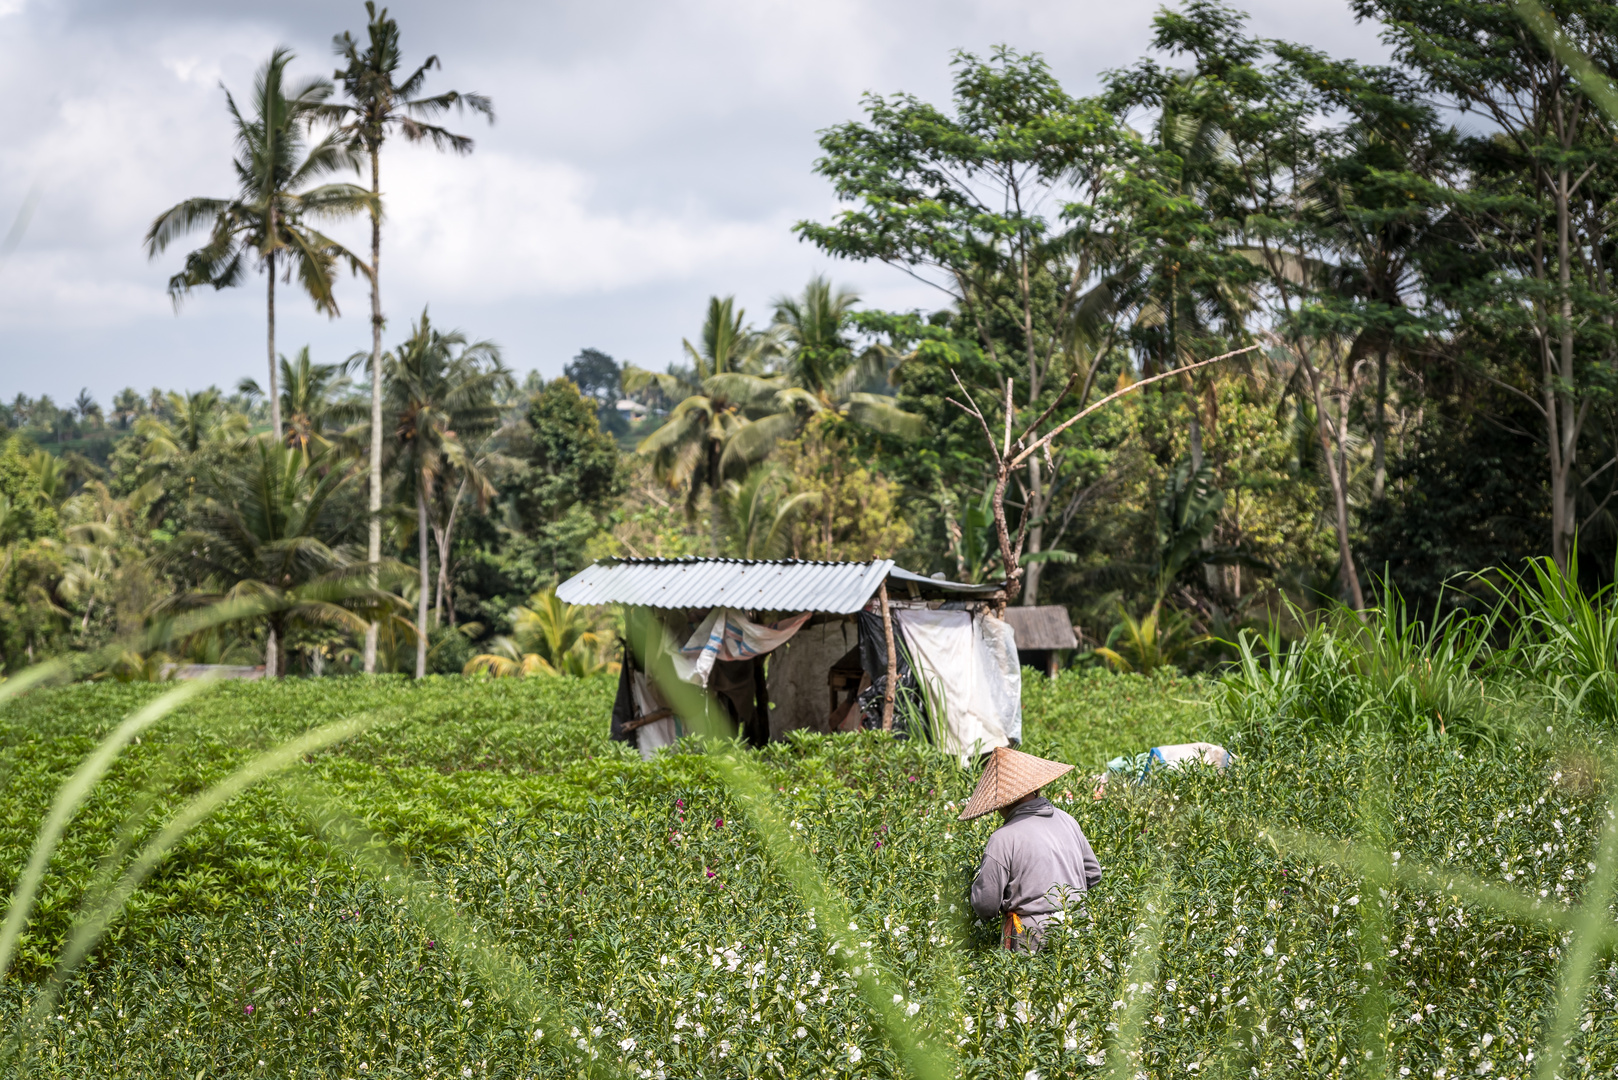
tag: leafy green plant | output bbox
[1095,600,1204,674]
[463,586,615,677]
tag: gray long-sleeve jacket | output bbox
[970,797,1103,925]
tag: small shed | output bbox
[556,557,1024,761]
[999,605,1079,678]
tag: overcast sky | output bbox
[0,0,1388,406]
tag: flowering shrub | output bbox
[1,669,1615,1077]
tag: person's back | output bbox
[970,795,1101,949]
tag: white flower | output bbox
[809,970,821,987]
[1024,1071,1042,1080]
[1064,1035,1078,1050]
[695,1024,705,1038]
[718,1040,731,1057]
[1292,1037,1305,1051]
[906,1002,921,1017]
[893,994,905,1005]
[848,1045,863,1064]
[795,1027,807,1039]
[461,1069,473,1079]
[620,1038,636,1053]
[674,1014,688,1030]
[461,999,473,1008]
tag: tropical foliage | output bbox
[14,0,1618,681]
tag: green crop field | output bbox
[0,653,1614,1079]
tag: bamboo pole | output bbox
[879,582,897,731]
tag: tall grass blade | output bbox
[1533,763,1618,1080]
[282,782,630,1079]
[5,712,381,1071]
[1514,0,1618,125]
[627,609,956,1080]
[1104,865,1173,1080]
[0,678,215,982]
[0,659,68,708]
[1353,769,1392,1079]
[1261,826,1618,948]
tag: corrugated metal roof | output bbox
[1000,605,1080,650]
[887,566,1003,596]
[556,558,1002,613]
[557,558,895,613]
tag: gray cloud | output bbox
[0,0,1386,404]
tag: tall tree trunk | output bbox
[1021,458,1046,606]
[265,623,279,680]
[267,255,282,442]
[364,152,384,674]
[1371,345,1389,501]
[434,477,468,628]
[1188,409,1220,594]
[416,488,430,679]
[1553,163,1577,571]
[1301,351,1365,612]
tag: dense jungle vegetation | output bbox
[10,0,1618,679]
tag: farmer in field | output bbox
[962,746,1102,952]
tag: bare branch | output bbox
[947,370,1002,467]
[1010,345,1260,470]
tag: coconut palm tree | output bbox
[239,346,364,454]
[383,310,509,677]
[620,298,784,555]
[329,3,492,674]
[464,586,613,678]
[693,278,927,485]
[134,389,251,468]
[151,440,397,677]
[426,421,514,626]
[720,465,816,559]
[145,47,375,443]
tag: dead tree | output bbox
[947,345,1259,604]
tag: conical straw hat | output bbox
[957,746,1074,820]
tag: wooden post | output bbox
[879,581,898,731]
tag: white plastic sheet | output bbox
[895,609,1020,761]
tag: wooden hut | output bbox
[556,557,1025,761]
[999,605,1079,678]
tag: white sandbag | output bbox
[1150,742,1231,771]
